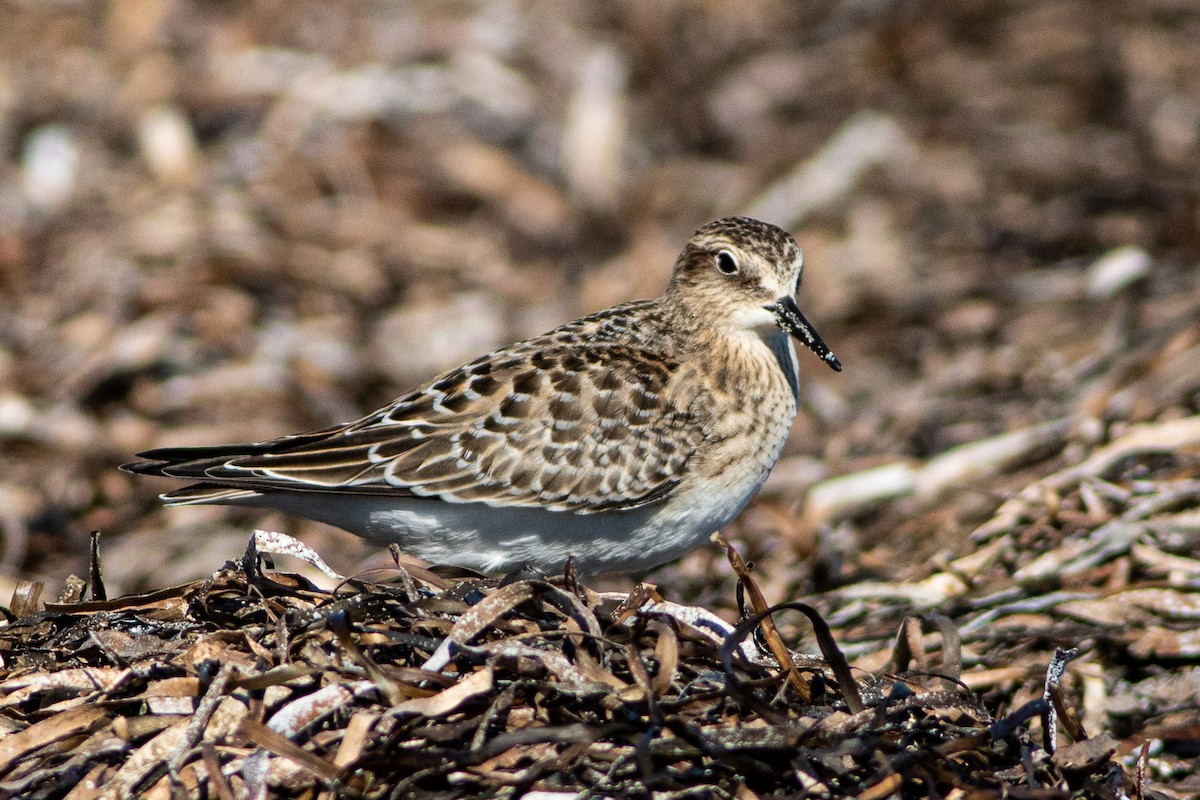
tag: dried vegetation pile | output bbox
[2,0,1200,797]
[0,519,1184,799]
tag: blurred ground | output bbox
[5,0,1198,595]
[1,0,1199,793]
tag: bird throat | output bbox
[761,327,800,406]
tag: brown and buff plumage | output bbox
[124,217,841,574]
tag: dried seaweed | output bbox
[0,532,1159,800]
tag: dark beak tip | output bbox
[773,297,842,373]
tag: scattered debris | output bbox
[0,532,1159,799]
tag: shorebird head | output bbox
[669,216,842,371]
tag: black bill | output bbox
[770,296,843,372]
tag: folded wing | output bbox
[126,317,707,514]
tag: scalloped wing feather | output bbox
[137,301,709,514]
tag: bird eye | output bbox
[715,249,739,275]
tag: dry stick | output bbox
[891,614,965,693]
[931,614,963,681]
[888,616,924,675]
[168,662,236,778]
[327,610,408,706]
[648,621,679,697]
[387,544,421,601]
[1042,647,1080,754]
[1136,740,1150,800]
[712,532,810,703]
[88,531,106,601]
[237,718,344,784]
[719,601,864,714]
[201,742,237,800]
[9,580,42,618]
[857,772,903,800]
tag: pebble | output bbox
[137,106,199,185]
[561,45,628,210]
[21,124,80,213]
[1087,245,1152,299]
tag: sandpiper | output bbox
[125,217,841,574]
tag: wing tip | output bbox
[121,458,171,476]
[159,483,263,506]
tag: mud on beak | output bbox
[769,296,842,372]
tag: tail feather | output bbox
[159,483,263,506]
[121,438,413,501]
[122,421,354,478]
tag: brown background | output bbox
[1,0,1198,603]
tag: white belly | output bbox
[237,463,766,575]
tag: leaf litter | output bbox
[5,419,1200,800]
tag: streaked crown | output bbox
[667,216,805,329]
